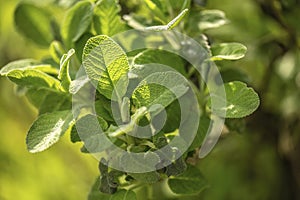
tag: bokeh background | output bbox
[0,0,299,199]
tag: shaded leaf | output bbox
[168,165,208,194]
[61,0,93,46]
[14,2,53,46]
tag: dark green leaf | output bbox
[14,3,53,46]
[168,165,208,194]
[61,0,93,47]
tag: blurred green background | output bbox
[0,0,299,199]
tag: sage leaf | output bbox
[209,81,260,118]
[14,3,53,46]
[132,71,189,110]
[26,110,74,153]
[168,165,208,194]
[211,43,247,61]
[7,69,63,92]
[0,59,58,76]
[61,0,93,46]
[58,49,75,91]
[93,0,126,36]
[133,49,186,76]
[198,10,228,30]
[82,35,129,101]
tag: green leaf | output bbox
[88,177,110,200]
[120,151,160,180]
[189,115,211,151]
[211,43,247,61]
[58,49,75,91]
[14,3,53,46]
[128,172,160,184]
[61,0,94,47]
[0,59,58,76]
[132,71,189,109]
[49,41,65,64]
[144,0,168,23]
[26,110,74,153]
[209,81,260,118]
[168,165,208,195]
[7,69,63,92]
[145,9,188,31]
[93,0,126,36]
[109,189,137,200]
[133,49,186,76]
[198,10,228,31]
[88,177,136,200]
[82,35,129,100]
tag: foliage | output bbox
[0,0,265,199]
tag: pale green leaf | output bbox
[168,165,208,194]
[14,3,53,46]
[61,0,93,46]
[49,41,65,64]
[132,71,189,109]
[211,43,247,61]
[198,10,228,30]
[26,110,74,153]
[93,0,126,36]
[82,35,129,100]
[145,9,188,31]
[0,59,58,76]
[58,49,75,91]
[209,81,260,118]
[7,69,63,92]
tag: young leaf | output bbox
[82,35,129,101]
[14,3,53,46]
[145,9,188,31]
[93,0,126,36]
[198,10,228,31]
[61,0,94,47]
[211,43,247,61]
[209,81,260,118]
[26,110,74,153]
[168,165,208,195]
[132,71,189,109]
[0,59,58,76]
[58,49,75,91]
[49,41,65,64]
[7,69,64,92]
